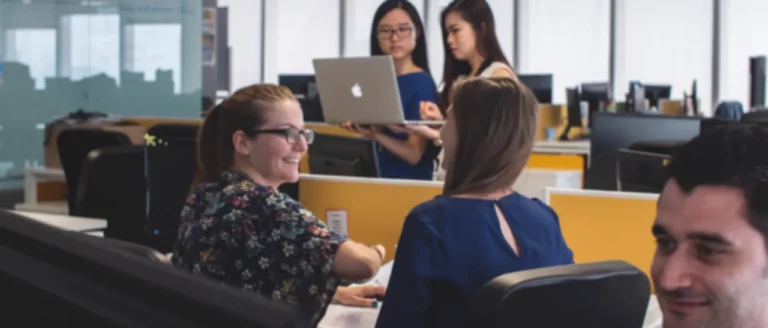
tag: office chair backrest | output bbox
[71,230,167,263]
[742,108,768,123]
[145,124,199,253]
[713,101,744,121]
[57,128,132,214]
[469,261,651,328]
[616,148,671,193]
[76,145,148,246]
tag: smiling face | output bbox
[651,179,768,328]
[376,8,417,61]
[444,11,478,61]
[232,100,307,189]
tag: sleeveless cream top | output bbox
[433,61,514,181]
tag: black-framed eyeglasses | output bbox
[376,26,415,40]
[250,128,315,145]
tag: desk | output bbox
[533,140,590,155]
[16,167,68,214]
[9,210,107,234]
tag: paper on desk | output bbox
[318,262,394,328]
[352,260,394,287]
[318,304,380,328]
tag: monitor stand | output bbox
[559,125,590,141]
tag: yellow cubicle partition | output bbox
[299,175,442,262]
[544,188,658,277]
[299,175,656,273]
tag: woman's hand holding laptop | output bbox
[419,101,443,121]
[341,121,381,138]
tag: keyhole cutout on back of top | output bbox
[495,203,520,257]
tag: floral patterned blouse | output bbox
[171,170,347,325]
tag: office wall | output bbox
[263,0,340,84]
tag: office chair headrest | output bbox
[468,261,651,328]
[742,109,768,123]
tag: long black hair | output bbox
[439,0,511,108]
[370,0,430,73]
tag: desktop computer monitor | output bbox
[616,149,671,193]
[559,88,582,140]
[518,74,553,104]
[279,74,324,122]
[587,112,702,190]
[580,82,610,127]
[643,84,671,109]
[308,133,379,177]
[566,87,582,127]
[0,210,308,327]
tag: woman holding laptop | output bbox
[342,0,439,181]
[390,0,519,180]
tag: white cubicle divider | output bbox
[514,169,582,199]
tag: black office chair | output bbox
[742,108,768,123]
[616,148,671,193]
[145,124,199,253]
[628,140,687,156]
[72,231,168,263]
[57,128,132,215]
[468,261,651,328]
[76,145,148,246]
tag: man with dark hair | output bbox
[651,124,768,328]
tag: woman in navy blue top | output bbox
[342,0,438,180]
[376,77,574,328]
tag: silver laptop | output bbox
[312,56,444,125]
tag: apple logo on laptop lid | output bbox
[351,83,363,98]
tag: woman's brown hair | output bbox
[192,84,296,187]
[442,77,538,196]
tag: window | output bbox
[264,0,340,83]
[343,0,425,58]
[615,0,713,114]
[720,0,768,109]
[61,14,121,83]
[517,0,610,104]
[124,24,182,94]
[426,0,513,86]
[3,29,57,90]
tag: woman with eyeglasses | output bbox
[389,0,519,181]
[172,84,387,326]
[342,0,438,180]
